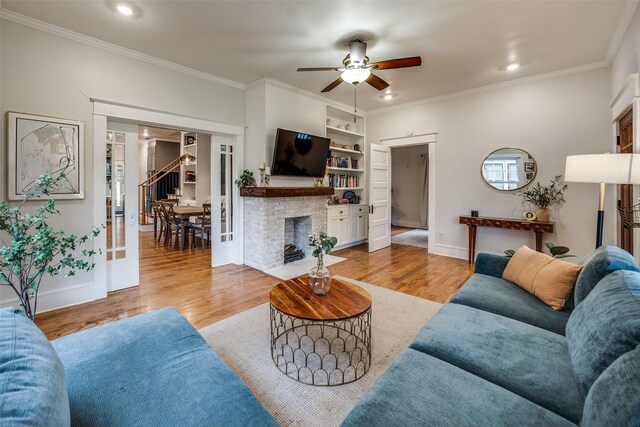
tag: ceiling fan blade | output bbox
[297,67,339,72]
[370,56,422,70]
[366,73,390,91]
[321,77,344,92]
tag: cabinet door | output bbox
[357,214,368,241]
[349,214,359,242]
[338,216,350,245]
[328,216,341,244]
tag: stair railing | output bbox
[139,153,196,225]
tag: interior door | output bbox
[368,143,392,252]
[211,135,235,266]
[105,122,139,291]
[618,109,634,253]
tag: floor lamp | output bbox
[564,153,640,248]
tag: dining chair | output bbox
[190,203,212,249]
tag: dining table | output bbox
[172,205,205,250]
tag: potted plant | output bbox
[234,169,256,188]
[505,241,574,258]
[0,171,102,320]
[308,232,338,296]
[514,175,567,222]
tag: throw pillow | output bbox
[503,246,582,310]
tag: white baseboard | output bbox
[0,281,104,315]
[392,220,428,229]
[430,243,467,260]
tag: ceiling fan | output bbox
[297,39,421,93]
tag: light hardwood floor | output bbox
[36,231,472,340]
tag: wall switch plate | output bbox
[438,232,444,240]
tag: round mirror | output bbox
[481,148,537,191]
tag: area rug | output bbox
[264,254,346,280]
[199,276,442,427]
[391,229,429,249]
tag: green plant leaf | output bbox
[550,246,570,256]
[544,241,555,250]
[504,249,515,257]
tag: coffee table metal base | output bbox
[270,304,372,386]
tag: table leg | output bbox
[468,225,477,264]
[535,231,543,252]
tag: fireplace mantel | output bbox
[240,187,334,198]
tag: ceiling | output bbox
[138,125,180,142]
[2,1,630,110]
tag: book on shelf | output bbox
[327,155,359,169]
[327,173,359,188]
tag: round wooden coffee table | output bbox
[269,277,372,386]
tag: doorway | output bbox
[93,101,244,299]
[390,144,429,249]
[618,109,633,254]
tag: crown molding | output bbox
[255,77,368,115]
[0,9,246,90]
[368,61,609,116]
[605,0,639,64]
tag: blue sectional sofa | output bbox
[0,307,277,426]
[342,245,640,427]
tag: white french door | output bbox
[211,135,235,267]
[368,143,392,252]
[105,121,139,291]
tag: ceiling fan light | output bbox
[341,68,371,84]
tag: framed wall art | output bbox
[7,112,84,200]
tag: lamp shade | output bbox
[341,68,371,84]
[564,154,640,184]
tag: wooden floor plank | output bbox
[35,231,471,340]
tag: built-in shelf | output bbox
[329,147,363,155]
[326,125,364,137]
[327,167,364,173]
[332,187,364,191]
[183,182,196,184]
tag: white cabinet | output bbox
[327,205,368,248]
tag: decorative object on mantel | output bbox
[259,163,271,187]
[522,211,537,221]
[0,170,102,320]
[565,153,640,248]
[314,177,324,187]
[234,169,256,188]
[505,241,574,259]
[471,210,479,217]
[514,175,567,222]
[308,232,338,296]
[459,215,554,264]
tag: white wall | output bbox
[0,19,246,312]
[246,79,327,187]
[391,145,428,228]
[611,5,640,95]
[367,68,613,260]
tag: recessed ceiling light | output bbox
[506,62,520,71]
[117,4,134,16]
[383,94,393,100]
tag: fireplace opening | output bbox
[284,216,311,264]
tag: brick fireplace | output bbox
[241,187,333,271]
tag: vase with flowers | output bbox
[514,175,567,222]
[308,232,338,296]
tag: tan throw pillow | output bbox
[503,246,582,311]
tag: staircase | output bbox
[139,153,195,225]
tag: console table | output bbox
[459,216,554,264]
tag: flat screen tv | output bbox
[270,128,330,178]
